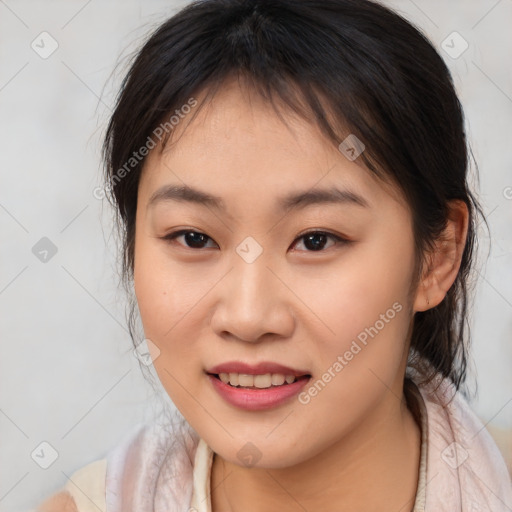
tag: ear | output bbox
[413,200,469,313]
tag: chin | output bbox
[206,433,315,470]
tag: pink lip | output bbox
[207,361,310,377]
[207,373,311,411]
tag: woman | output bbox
[37,0,512,510]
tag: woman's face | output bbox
[134,81,421,468]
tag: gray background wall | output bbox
[0,1,511,511]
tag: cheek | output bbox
[133,239,215,373]
[307,245,412,340]
[133,242,190,378]
[134,238,195,338]
[134,257,174,339]
[303,233,415,384]
[294,271,411,445]
[133,245,204,411]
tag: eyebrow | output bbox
[148,183,370,214]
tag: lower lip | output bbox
[207,374,311,411]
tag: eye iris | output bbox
[185,231,208,248]
[304,233,328,251]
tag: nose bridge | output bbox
[211,236,293,342]
[231,240,275,313]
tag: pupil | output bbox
[305,233,327,251]
[186,231,207,248]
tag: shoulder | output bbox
[36,491,77,512]
[35,418,200,512]
[35,458,107,512]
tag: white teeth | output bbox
[271,374,285,386]
[217,372,300,388]
[238,374,254,387]
[253,374,272,388]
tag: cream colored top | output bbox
[63,458,107,512]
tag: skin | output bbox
[133,78,469,511]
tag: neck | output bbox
[211,387,421,512]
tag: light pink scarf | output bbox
[105,372,512,511]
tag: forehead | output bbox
[139,81,407,215]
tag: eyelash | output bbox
[161,229,350,252]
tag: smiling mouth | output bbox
[208,372,311,389]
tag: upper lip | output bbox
[207,361,310,377]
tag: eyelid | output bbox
[294,228,346,241]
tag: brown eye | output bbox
[163,230,217,249]
[292,231,349,252]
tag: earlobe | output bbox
[413,200,469,312]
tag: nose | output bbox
[209,250,295,343]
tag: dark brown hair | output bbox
[102,0,488,392]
